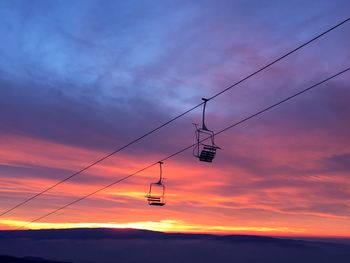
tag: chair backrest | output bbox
[199,145,217,162]
[149,201,165,206]
[147,196,161,201]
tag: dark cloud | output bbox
[0,0,349,155]
[0,77,174,151]
[0,163,71,180]
[280,203,350,217]
[323,153,350,172]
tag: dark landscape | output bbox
[0,228,349,263]
[0,255,67,263]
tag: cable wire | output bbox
[1,17,349,217]
[8,65,350,233]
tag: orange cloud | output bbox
[0,127,349,238]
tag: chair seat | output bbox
[150,202,165,206]
[147,196,165,206]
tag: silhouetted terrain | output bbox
[0,255,68,263]
[0,228,349,263]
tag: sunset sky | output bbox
[0,0,349,237]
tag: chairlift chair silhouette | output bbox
[193,98,220,162]
[146,161,166,206]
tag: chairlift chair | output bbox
[193,98,220,162]
[146,161,166,206]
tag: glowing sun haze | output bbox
[0,0,349,237]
